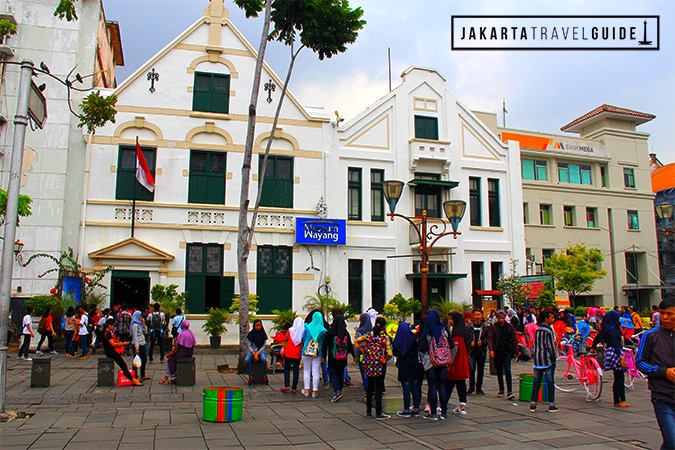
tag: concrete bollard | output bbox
[176,357,196,386]
[31,357,51,387]
[97,357,115,387]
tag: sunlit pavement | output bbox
[0,346,660,449]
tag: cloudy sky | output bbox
[105,0,675,164]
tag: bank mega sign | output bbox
[296,218,346,245]
[502,132,608,158]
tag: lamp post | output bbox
[382,180,466,317]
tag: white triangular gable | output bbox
[461,124,501,161]
[344,114,390,149]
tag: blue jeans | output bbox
[531,365,556,405]
[244,352,267,377]
[425,366,448,415]
[652,398,675,450]
[401,379,421,412]
[321,360,329,385]
[328,366,344,394]
[79,334,89,356]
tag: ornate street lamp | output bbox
[382,180,466,317]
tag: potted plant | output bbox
[202,307,230,349]
[270,308,297,333]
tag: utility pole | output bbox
[0,60,34,415]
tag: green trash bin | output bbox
[519,373,542,402]
[203,387,243,423]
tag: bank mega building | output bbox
[478,105,660,310]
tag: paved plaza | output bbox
[0,346,663,450]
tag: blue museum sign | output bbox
[296,218,346,245]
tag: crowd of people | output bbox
[8,297,673,448]
[12,302,196,388]
[246,299,673,449]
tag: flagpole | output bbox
[131,137,138,238]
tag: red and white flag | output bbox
[135,142,155,192]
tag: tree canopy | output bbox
[544,243,607,308]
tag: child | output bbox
[355,317,392,419]
[529,310,559,413]
[281,317,304,393]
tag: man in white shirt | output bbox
[77,305,90,359]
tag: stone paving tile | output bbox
[285,433,324,445]
[234,432,291,447]
[329,437,391,450]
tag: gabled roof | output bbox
[561,104,655,133]
[652,162,675,193]
[88,237,174,262]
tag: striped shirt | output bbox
[532,324,556,369]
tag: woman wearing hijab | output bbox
[245,319,269,386]
[302,310,327,398]
[447,311,472,415]
[160,319,197,384]
[281,317,304,393]
[322,312,354,402]
[130,310,150,380]
[393,322,423,417]
[418,309,453,420]
[593,310,629,407]
[355,312,373,400]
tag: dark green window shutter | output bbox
[188,151,225,204]
[259,156,293,208]
[414,115,439,140]
[193,72,230,114]
[115,146,155,201]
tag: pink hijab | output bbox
[176,319,196,348]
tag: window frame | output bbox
[469,176,482,226]
[539,204,552,225]
[623,168,636,188]
[563,205,575,227]
[488,178,501,227]
[586,207,597,228]
[370,169,384,222]
[115,145,156,201]
[347,167,362,220]
[627,210,640,230]
[259,155,294,208]
[522,159,548,181]
[413,173,442,218]
[192,71,231,114]
[188,150,226,204]
[414,115,439,140]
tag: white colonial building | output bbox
[82,0,333,325]
[330,66,526,313]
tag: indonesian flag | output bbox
[135,142,155,192]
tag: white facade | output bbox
[83,0,331,321]
[330,67,526,312]
[0,0,120,298]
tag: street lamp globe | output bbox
[443,200,466,233]
[382,180,405,215]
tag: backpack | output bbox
[150,312,162,331]
[362,335,386,377]
[117,311,131,334]
[429,331,453,367]
[303,338,319,357]
[333,335,348,361]
[37,317,46,334]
